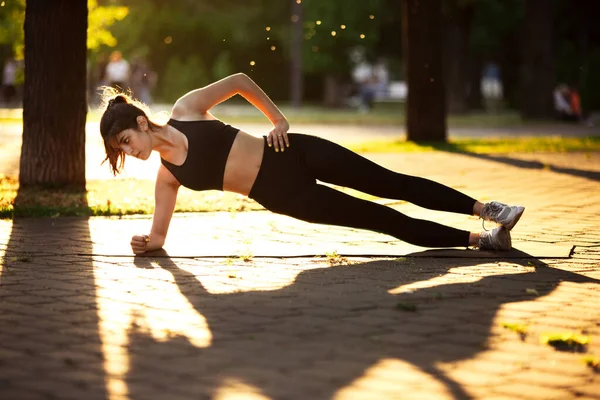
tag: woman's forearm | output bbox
[237,74,287,125]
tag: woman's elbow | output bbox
[232,73,252,93]
[233,73,252,86]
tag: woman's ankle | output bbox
[472,201,484,217]
[469,232,480,247]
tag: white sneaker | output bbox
[480,201,525,230]
[478,226,512,251]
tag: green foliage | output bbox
[470,0,524,55]
[0,0,25,59]
[87,0,129,51]
[212,51,234,80]
[160,55,211,103]
[300,0,384,74]
[0,0,128,58]
[105,0,290,98]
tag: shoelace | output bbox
[481,218,489,232]
[480,206,490,231]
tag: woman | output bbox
[99,73,524,255]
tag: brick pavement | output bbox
[0,151,599,400]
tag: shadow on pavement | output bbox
[428,142,600,182]
[127,250,599,400]
[0,216,108,399]
[462,153,600,182]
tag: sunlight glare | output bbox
[388,264,527,295]
[0,220,11,278]
[214,379,271,400]
[92,257,212,400]
[333,359,452,399]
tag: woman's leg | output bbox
[279,183,471,248]
[293,134,477,215]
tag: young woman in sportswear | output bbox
[99,73,524,255]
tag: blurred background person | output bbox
[2,56,18,107]
[351,53,390,113]
[554,84,581,122]
[371,57,390,101]
[105,50,130,90]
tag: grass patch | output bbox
[0,175,263,219]
[349,136,600,154]
[501,322,528,340]
[0,105,565,127]
[582,355,600,372]
[325,251,349,266]
[540,332,590,352]
[0,175,384,219]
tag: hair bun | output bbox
[108,95,127,108]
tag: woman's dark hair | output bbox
[99,88,160,175]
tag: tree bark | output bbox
[21,0,88,188]
[499,30,520,110]
[467,55,484,111]
[443,4,474,114]
[403,0,447,142]
[519,0,555,119]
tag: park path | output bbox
[1,147,599,399]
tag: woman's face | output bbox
[111,128,152,160]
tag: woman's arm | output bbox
[174,73,290,150]
[131,165,180,254]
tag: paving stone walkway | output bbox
[1,151,599,400]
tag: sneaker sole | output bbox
[503,207,525,230]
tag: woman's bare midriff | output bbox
[222,130,264,196]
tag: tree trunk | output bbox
[21,0,87,188]
[499,30,520,110]
[443,4,474,114]
[290,0,303,108]
[519,0,555,119]
[467,55,484,111]
[403,0,447,142]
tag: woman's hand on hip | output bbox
[267,118,290,152]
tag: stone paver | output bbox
[1,150,599,400]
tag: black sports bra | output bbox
[160,118,240,191]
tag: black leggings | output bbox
[248,134,475,248]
